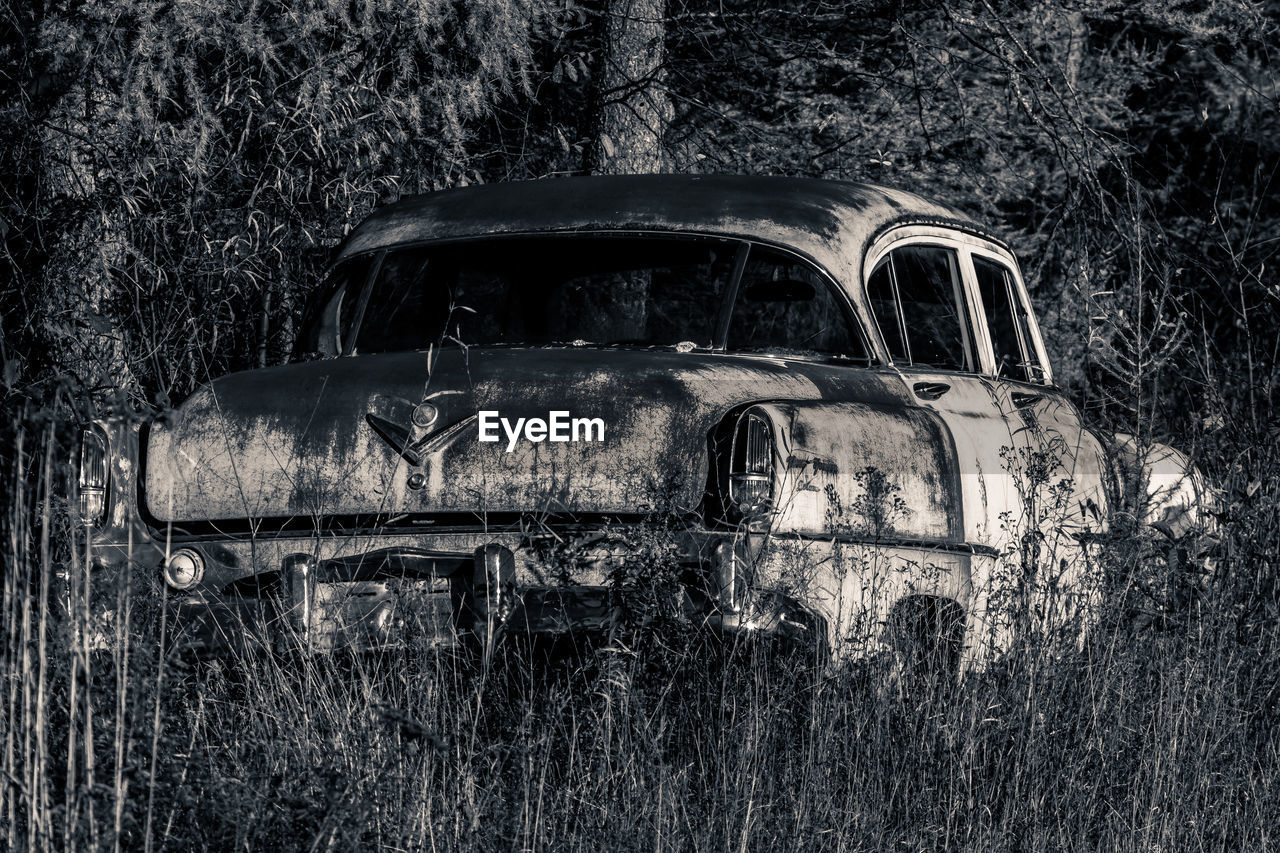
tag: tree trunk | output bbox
[590,0,670,175]
[587,0,670,338]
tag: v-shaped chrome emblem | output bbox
[365,413,425,466]
[366,411,478,467]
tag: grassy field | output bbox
[3,417,1278,852]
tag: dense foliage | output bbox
[3,0,553,400]
[3,0,1277,430]
[658,0,1280,432]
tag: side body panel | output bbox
[738,398,976,659]
[855,226,1115,657]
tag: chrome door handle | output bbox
[913,382,951,400]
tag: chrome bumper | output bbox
[169,537,827,657]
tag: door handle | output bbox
[913,382,951,400]
[1012,391,1042,409]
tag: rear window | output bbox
[343,236,739,353]
[728,246,865,359]
[308,234,871,363]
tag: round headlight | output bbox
[163,549,204,590]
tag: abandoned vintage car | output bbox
[77,175,1215,667]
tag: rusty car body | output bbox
[77,175,1215,667]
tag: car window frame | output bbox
[865,243,977,373]
[723,241,875,365]
[315,230,879,364]
[863,227,1055,385]
[968,248,1048,384]
[342,251,385,356]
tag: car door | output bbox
[864,231,1033,556]
[864,227,1111,648]
[965,244,1111,550]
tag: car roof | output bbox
[334,174,996,282]
[331,175,1009,366]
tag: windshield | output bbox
[340,235,740,353]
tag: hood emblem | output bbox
[366,411,479,468]
[411,402,439,428]
[366,413,426,466]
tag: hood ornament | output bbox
[366,410,479,469]
[365,413,427,466]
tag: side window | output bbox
[727,247,868,361]
[867,245,974,371]
[974,256,1044,383]
[301,256,372,357]
[867,258,906,362]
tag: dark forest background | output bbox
[3,0,1277,440]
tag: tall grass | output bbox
[3,405,1279,852]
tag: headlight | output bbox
[163,549,205,590]
[729,411,774,515]
[77,426,108,526]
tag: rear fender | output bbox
[739,400,962,545]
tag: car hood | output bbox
[143,347,906,525]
